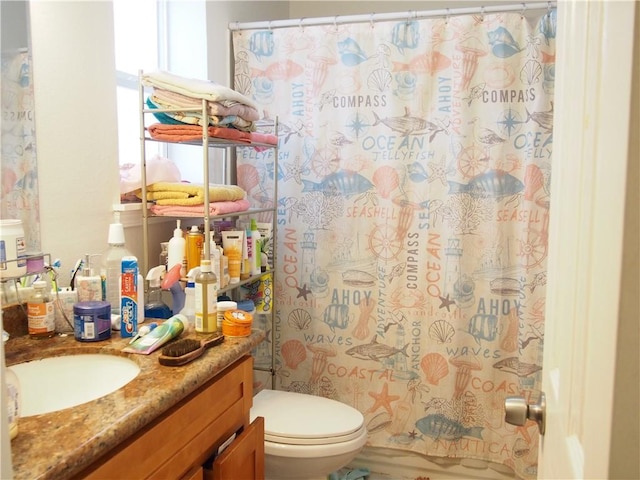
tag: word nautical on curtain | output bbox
[234,8,556,479]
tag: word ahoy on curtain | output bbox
[233,3,556,479]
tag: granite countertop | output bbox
[5,327,266,480]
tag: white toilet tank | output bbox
[251,389,365,444]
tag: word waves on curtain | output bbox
[234,8,556,479]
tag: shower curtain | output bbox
[233,7,556,479]
[1,50,41,251]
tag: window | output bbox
[113,0,166,168]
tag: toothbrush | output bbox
[128,322,159,344]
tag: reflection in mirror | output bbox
[1,1,41,252]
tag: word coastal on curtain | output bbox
[234,7,556,479]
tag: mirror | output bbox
[1,1,41,252]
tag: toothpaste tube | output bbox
[120,256,138,338]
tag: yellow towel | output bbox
[136,182,246,206]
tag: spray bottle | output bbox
[179,267,199,330]
[144,265,172,320]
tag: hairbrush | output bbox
[158,332,225,366]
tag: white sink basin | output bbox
[10,354,140,417]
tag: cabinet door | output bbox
[181,466,203,480]
[212,416,265,480]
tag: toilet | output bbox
[250,389,368,480]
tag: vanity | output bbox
[5,324,266,480]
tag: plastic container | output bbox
[27,280,56,339]
[25,251,45,274]
[0,219,27,278]
[144,265,172,320]
[6,366,20,440]
[186,225,204,272]
[216,300,237,332]
[76,253,102,302]
[222,309,253,337]
[195,260,218,333]
[209,233,222,289]
[249,219,262,276]
[73,301,112,342]
[101,214,133,315]
[179,267,198,329]
[168,220,186,278]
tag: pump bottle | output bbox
[101,212,133,315]
[76,253,102,302]
[168,220,186,278]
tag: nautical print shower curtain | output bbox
[1,50,41,251]
[234,7,556,478]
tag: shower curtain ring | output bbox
[521,3,527,19]
[406,10,412,25]
[334,15,339,32]
[445,8,451,24]
[480,6,485,21]
[299,17,305,31]
[369,12,375,29]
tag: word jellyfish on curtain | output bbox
[234,8,556,479]
[1,50,41,251]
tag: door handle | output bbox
[504,392,546,435]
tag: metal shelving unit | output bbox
[138,71,278,388]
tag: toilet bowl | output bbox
[250,389,368,480]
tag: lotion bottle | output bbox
[249,219,262,276]
[168,220,186,278]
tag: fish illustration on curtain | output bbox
[234,8,556,479]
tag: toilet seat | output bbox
[251,389,366,446]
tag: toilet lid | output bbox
[251,389,365,446]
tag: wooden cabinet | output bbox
[73,355,263,480]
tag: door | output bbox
[538,1,635,478]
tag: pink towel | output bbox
[147,123,277,146]
[150,198,251,217]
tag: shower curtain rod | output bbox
[229,1,556,31]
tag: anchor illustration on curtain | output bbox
[234,7,556,479]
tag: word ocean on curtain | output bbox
[234,8,556,479]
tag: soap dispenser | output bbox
[76,254,102,302]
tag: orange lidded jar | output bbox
[222,309,253,337]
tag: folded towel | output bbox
[150,199,251,217]
[146,96,255,131]
[152,88,260,121]
[142,70,259,110]
[137,182,246,206]
[147,123,278,146]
